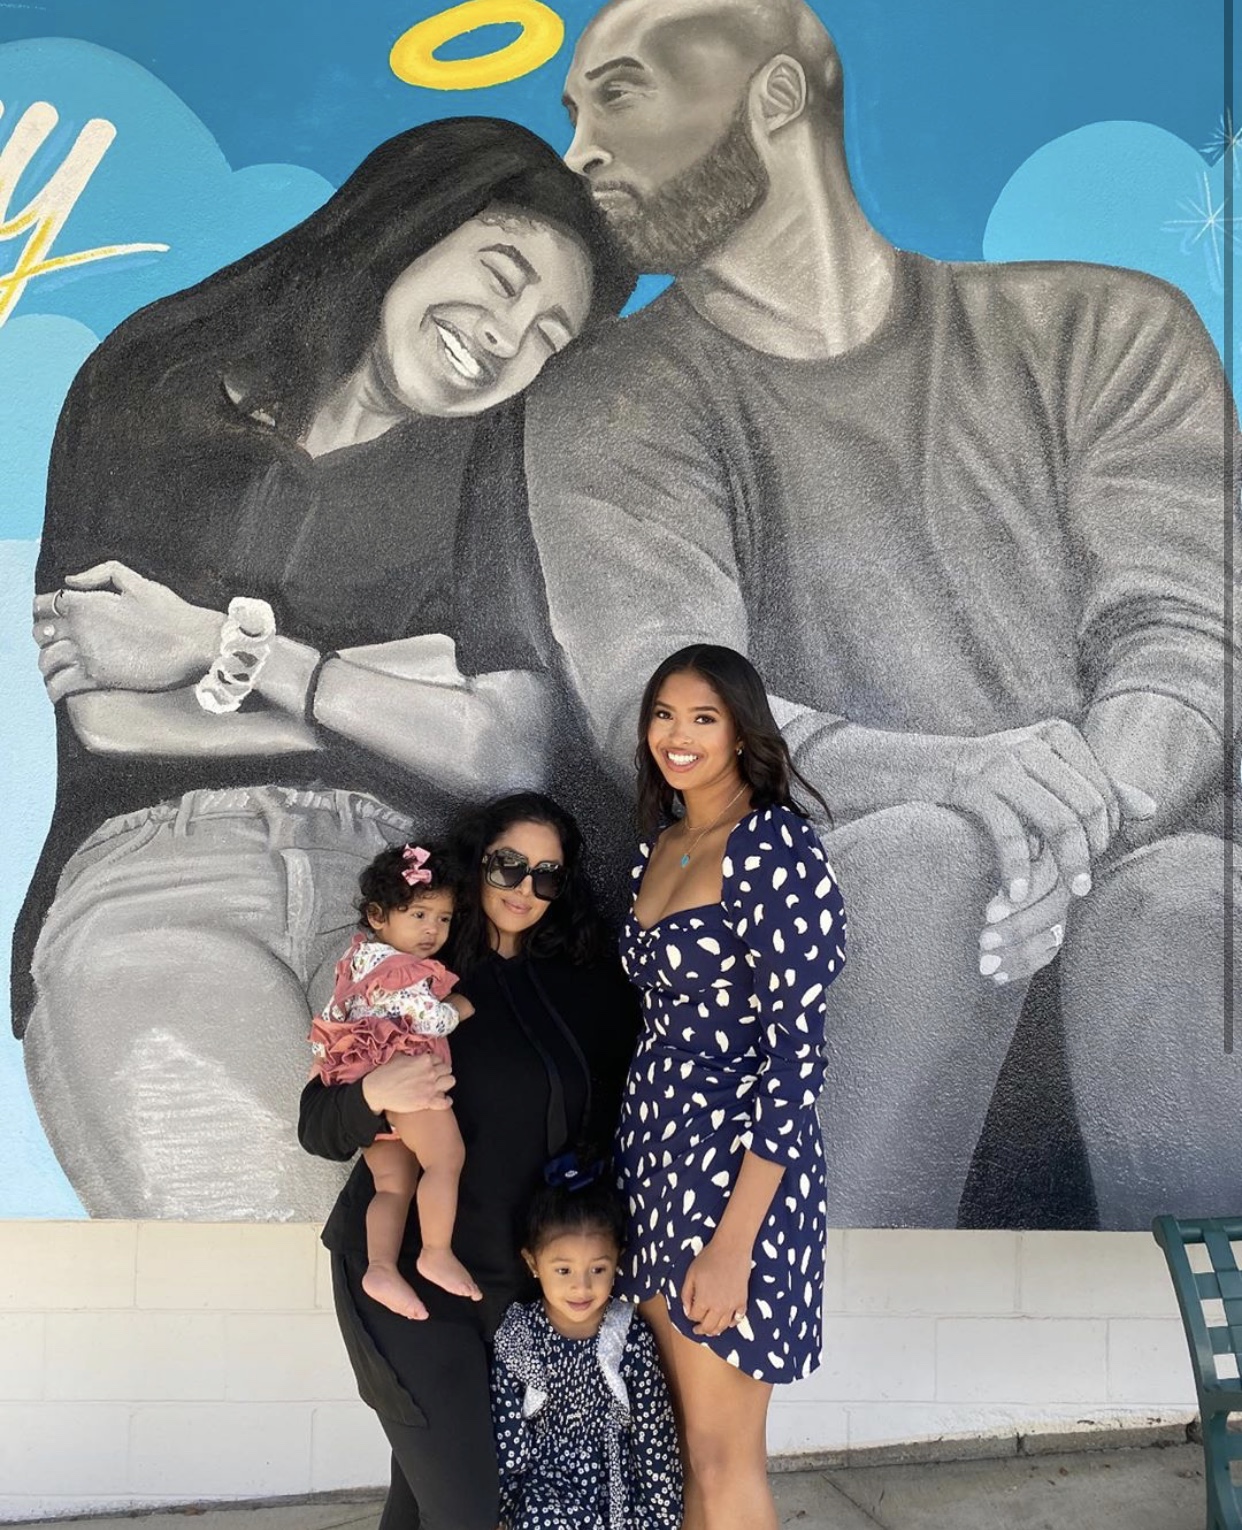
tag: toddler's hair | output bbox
[524,1158,628,1256]
[357,843,456,924]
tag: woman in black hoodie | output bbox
[299,791,638,1530]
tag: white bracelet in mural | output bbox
[194,597,277,714]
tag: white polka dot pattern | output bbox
[615,806,847,1382]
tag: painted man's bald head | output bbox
[581,0,842,127]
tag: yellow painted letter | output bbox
[0,100,168,327]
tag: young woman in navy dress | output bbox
[617,644,847,1530]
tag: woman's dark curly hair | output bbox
[635,645,830,837]
[357,843,457,925]
[523,1170,627,1257]
[442,792,607,974]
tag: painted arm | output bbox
[40,565,551,787]
[1070,280,1238,847]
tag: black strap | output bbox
[493,959,596,1159]
[494,961,568,1158]
[527,962,594,1149]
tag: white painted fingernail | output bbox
[1071,873,1092,896]
[986,898,1010,924]
[979,930,1002,951]
[42,625,55,638]
[994,972,1010,985]
[979,954,1002,976]
[1008,878,1028,903]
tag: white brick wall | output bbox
[0,1223,1198,1520]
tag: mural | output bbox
[0,0,1235,1229]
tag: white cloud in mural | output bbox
[983,121,1232,365]
[0,37,333,341]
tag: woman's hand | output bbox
[361,1053,455,1117]
[977,848,1071,987]
[447,992,475,1021]
[681,1234,752,1338]
[33,562,223,700]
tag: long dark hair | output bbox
[635,645,830,836]
[92,117,633,434]
[443,792,608,973]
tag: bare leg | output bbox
[1062,832,1242,1229]
[361,1140,428,1321]
[640,1294,775,1530]
[819,804,1026,1227]
[388,1107,481,1301]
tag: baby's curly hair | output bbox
[356,843,457,925]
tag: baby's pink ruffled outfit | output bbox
[309,933,460,1096]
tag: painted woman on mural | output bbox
[13,117,632,1220]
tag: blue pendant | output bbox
[679,853,690,868]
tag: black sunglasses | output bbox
[482,848,567,902]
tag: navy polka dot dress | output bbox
[616,806,846,1381]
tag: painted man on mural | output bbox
[525,0,1240,1230]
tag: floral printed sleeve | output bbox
[356,945,461,1037]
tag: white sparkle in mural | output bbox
[1203,110,1241,168]
[1163,168,1237,292]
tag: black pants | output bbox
[335,1253,501,1530]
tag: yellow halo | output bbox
[390,0,566,92]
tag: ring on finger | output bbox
[52,588,68,617]
[1050,922,1064,949]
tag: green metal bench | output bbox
[1152,1216,1242,1530]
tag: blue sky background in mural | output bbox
[0,0,1232,1214]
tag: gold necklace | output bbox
[678,783,748,869]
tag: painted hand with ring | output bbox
[977,846,1072,987]
[33,560,225,701]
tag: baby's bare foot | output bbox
[418,1246,482,1301]
[362,1263,429,1321]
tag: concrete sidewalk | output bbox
[18,1441,1211,1529]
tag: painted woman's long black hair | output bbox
[635,645,831,837]
[93,116,633,433]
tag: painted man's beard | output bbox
[600,109,769,274]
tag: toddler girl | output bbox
[491,1158,683,1530]
[310,843,479,1319]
